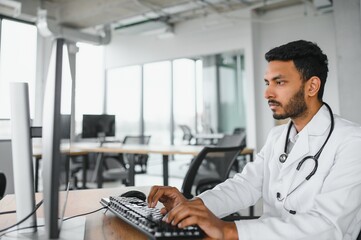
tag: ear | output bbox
[306,77,321,97]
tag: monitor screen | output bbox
[81,114,115,139]
[60,114,71,139]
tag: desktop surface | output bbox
[0,187,158,240]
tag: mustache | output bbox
[268,100,282,106]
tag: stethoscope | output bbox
[276,102,334,215]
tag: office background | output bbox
[0,0,360,196]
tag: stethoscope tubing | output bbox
[277,102,335,214]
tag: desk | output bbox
[0,187,152,240]
[193,133,224,145]
[75,143,205,187]
[32,146,89,192]
[34,142,254,193]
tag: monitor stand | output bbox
[2,217,86,240]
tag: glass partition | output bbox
[106,66,142,140]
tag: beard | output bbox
[270,85,307,120]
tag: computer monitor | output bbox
[8,39,84,240]
[41,38,85,239]
[9,82,37,233]
[81,114,115,139]
[60,114,71,139]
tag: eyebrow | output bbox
[264,74,285,82]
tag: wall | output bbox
[333,0,361,124]
[105,9,258,149]
[251,4,339,148]
[104,2,360,151]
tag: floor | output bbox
[84,155,189,190]
[39,154,261,216]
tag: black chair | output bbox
[233,127,245,135]
[179,125,194,145]
[181,133,246,199]
[0,172,6,199]
[216,134,245,148]
[216,134,248,175]
[122,135,151,174]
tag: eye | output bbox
[276,80,285,85]
[264,80,269,86]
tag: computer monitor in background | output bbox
[60,114,71,139]
[81,114,115,141]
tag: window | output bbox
[173,59,197,144]
[106,66,142,139]
[143,61,171,145]
[0,19,37,138]
[103,54,244,146]
[75,43,104,135]
[0,19,37,119]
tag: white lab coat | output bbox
[198,105,361,240]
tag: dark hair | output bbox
[265,40,328,100]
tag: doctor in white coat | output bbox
[147,40,361,240]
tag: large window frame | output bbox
[0,18,37,139]
[105,58,202,145]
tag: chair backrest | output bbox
[0,172,6,199]
[179,125,193,144]
[181,132,246,199]
[216,134,246,148]
[123,135,151,145]
[232,127,245,135]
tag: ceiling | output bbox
[4,0,332,31]
[0,0,332,43]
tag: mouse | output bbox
[120,190,147,201]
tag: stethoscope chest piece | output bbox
[279,153,288,163]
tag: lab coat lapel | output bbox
[272,122,291,173]
[281,105,331,192]
[282,129,311,192]
[281,128,310,171]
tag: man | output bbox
[147,40,361,239]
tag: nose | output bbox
[264,84,274,99]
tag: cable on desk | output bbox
[0,210,16,215]
[0,206,107,238]
[0,224,44,238]
[0,199,43,233]
[63,206,107,221]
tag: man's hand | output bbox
[147,186,238,239]
[147,185,187,214]
[164,197,238,239]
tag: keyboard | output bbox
[100,196,205,239]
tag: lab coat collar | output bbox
[275,105,332,199]
[280,105,331,171]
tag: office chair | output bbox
[216,133,248,175]
[233,127,245,135]
[0,172,6,199]
[181,133,246,199]
[181,133,259,221]
[122,135,151,174]
[179,125,194,145]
